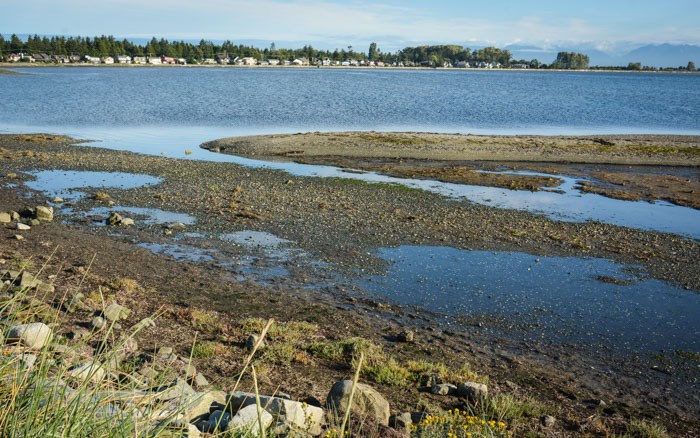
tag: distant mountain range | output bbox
[505,43,700,68]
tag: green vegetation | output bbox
[550,51,590,69]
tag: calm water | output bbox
[362,246,700,353]
[2,67,700,134]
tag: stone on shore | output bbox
[229,391,325,435]
[103,303,131,322]
[431,383,458,396]
[0,212,10,223]
[35,205,54,222]
[16,223,31,231]
[7,322,53,349]
[326,380,390,426]
[229,405,273,434]
[457,382,488,401]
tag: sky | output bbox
[1,0,699,52]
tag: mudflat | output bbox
[2,133,699,436]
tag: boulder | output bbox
[541,415,556,428]
[183,390,227,422]
[193,373,210,389]
[457,382,488,401]
[390,412,413,435]
[154,378,197,402]
[68,362,107,383]
[0,212,10,223]
[245,334,265,351]
[35,206,54,222]
[103,303,131,322]
[91,316,106,330]
[16,223,31,231]
[120,217,135,226]
[326,380,390,426]
[229,405,273,434]
[106,212,123,225]
[205,410,233,433]
[397,330,415,342]
[229,392,325,435]
[7,322,53,349]
[431,383,457,396]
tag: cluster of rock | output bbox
[0,271,410,437]
[106,211,135,226]
[0,205,54,237]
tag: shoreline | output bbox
[2,62,699,74]
[2,133,699,435]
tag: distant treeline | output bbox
[1,33,696,71]
[0,33,564,68]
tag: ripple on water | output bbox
[360,246,700,354]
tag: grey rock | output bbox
[12,234,24,240]
[52,197,64,203]
[68,362,107,383]
[422,372,443,387]
[206,410,232,432]
[8,322,53,349]
[0,212,10,223]
[457,382,488,401]
[132,317,156,331]
[326,380,390,426]
[35,206,54,222]
[431,383,457,396]
[229,405,273,434]
[71,328,90,340]
[17,353,38,370]
[154,378,196,402]
[183,390,227,422]
[120,217,135,226]
[103,303,131,322]
[10,211,20,221]
[16,223,31,231]
[542,415,556,428]
[29,219,41,226]
[390,412,413,435]
[64,293,89,313]
[228,391,325,434]
[194,373,210,389]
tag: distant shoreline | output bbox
[1,62,697,74]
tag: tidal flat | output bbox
[1,133,699,436]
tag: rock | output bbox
[120,217,135,226]
[106,212,122,225]
[206,410,233,432]
[29,219,41,226]
[16,223,31,231]
[16,353,38,370]
[12,235,24,240]
[245,334,265,351]
[422,373,443,387]
[326,380,390,426]
[7,322,53,349]
[228,391,325,435]
[194,373,210,389]
[71,328,90,340]
[103,303,131,322]
[390,412,413,435]
[10,211,20,221]
[183,390,227,422]
[431,383,457,396]
[53,197,64,203]
[154,378,196,402]
[457,382,488,401]
[229,405,273,434]
[68,362,107,383]
[397,330,415,342]
[35,206,54,222]
[541,415,556,428]
[0,212,10,223]
[165,222,186,230]
[91,316,106,330]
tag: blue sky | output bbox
[1,0,699,52]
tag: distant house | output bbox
[319,58,331,66]
[33,53,50,62]
[292,58,309,66]
[68,55,81,63]
[455,61,470,68]
[161,56,176,64]
[267,59,280,66]
[282,60,291,66]
[132,56,147,64]
[84,55,101,64]
[177,58,187,65]
[511,63,528,69]
[102,57,114,64]
[8,53,21,62]
[147,57,162,65]
[116,55,132,64]
[50,55,68,63]
[217,56,230,65]
[240,57,256,66]
[202,58,217,65]
[376,61,385,67]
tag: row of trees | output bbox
[1,33,596,69]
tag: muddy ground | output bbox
[1,134,699,436]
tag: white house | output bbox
[84,55,101,64]
[116,55,132,64]
[102,57,114,64]
[7,53,21,62]
[148,57,162,65]
[292,58,309,66]
[202,58,217,65]
[267,59,280,66]
[132,56,147,64]
[240,57,256,66]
